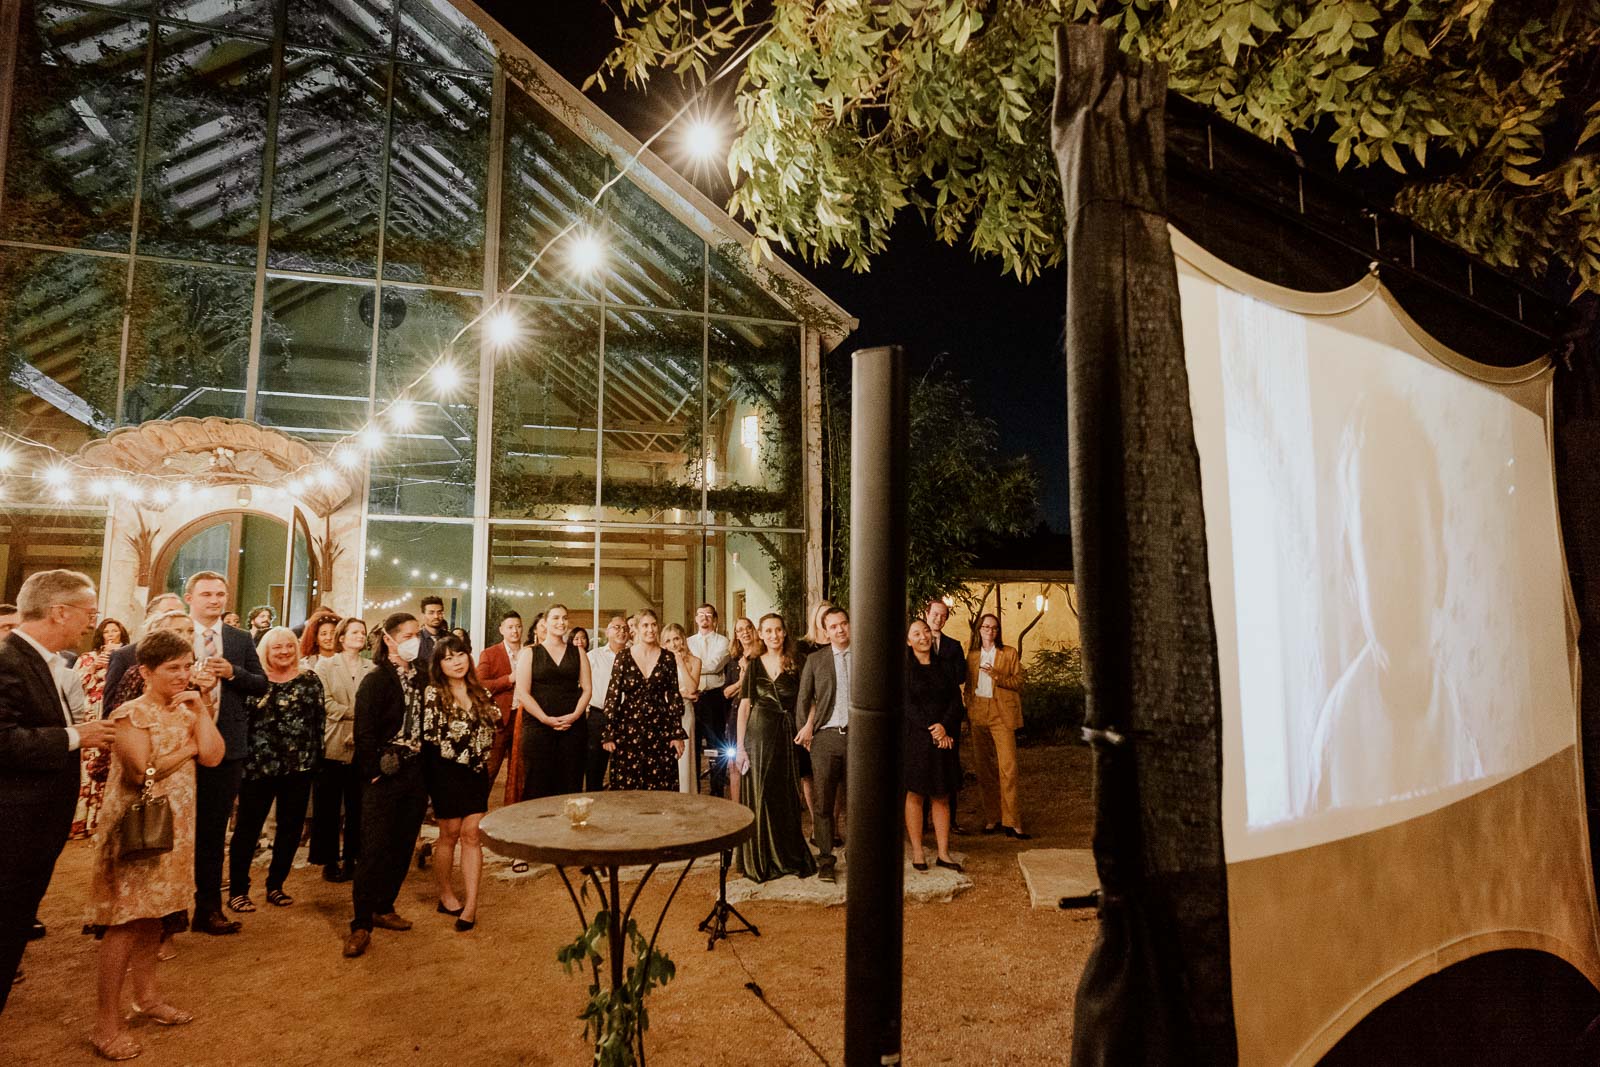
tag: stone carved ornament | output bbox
[73,417,358,518]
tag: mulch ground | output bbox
[5,743,1095,1065]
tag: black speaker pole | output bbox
[844,345,907,1067]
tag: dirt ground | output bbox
[6,743,1096,1066]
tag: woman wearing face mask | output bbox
[514,604,592,798]
[422,635,498,930]
[342,612,429,959]
[312,617,372,883]
[601,609,686,792]
[227,627,324,912]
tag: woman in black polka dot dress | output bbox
[601,609,687,791]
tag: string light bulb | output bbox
[685,117,721,160]
[486,308,520,346]
[431,361,461,392]
[390,400,416,430]
[359,425,384,452]
[568,231,604,274]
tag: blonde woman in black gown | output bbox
[734,614,817,882]
[601,610,686,791]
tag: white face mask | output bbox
[396,636,422,663]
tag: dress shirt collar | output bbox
[13,627,59,665]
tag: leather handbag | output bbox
[118,766,174,860]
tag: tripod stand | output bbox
[697,849,758,950]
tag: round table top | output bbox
[479,791,755,868]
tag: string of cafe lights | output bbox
[0,19,771,505]
[360,541,559,612]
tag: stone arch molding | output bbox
[71,417,358,518]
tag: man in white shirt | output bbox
[686,604,732,797]
[0,570,116,1010]
[184,571,267,935]
[585,615,629,791]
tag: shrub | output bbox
[1020,644,1085,745]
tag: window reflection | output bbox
[384,67,489,286]
[124,261,253,422]
[706,320,803,527]
[599,309,703,524]
[0,3,148,250]
[256,278,375,442]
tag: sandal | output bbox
[265,889,293,907]
[92,1033,143,1060]
[131,1002,195,1026]
[227,895,256,913]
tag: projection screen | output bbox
[1174,228,1600,1065]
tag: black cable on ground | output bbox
[727,938,831,1066]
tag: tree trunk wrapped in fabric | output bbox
[1051,23,1237,1066]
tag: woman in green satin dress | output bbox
[734,614,818,882]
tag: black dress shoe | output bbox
[817,867,837,884]
[454,917,475,932]
[195,911,242,936]
[1002,826,1033,841]
[28,920,45,941]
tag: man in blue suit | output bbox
[183,571,268,935]
[101,591,183,717]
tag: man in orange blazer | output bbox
[477,611,524,805]
[965,613,1029,838]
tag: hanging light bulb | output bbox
[684,117,721,160]
[568,231,604,275]
[431,360,461,392]
[486,308,520,346]
[42,464,70,487]
[390,400,416,430]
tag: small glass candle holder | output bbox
[563,796,594,827]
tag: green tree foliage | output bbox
[822,364,1040,614]
[594,1,1600,296]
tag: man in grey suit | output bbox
[0,571,117,1011]
[795,606,852,883]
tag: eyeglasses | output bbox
[56,601,100,621]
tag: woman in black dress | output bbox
[422,634,498,931]
[601,609,686,791]
[904,619,964,873]
[722,617,759,805]
[514,604,592,798]
[734,614,817,882]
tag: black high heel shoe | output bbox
[455,916,476,932]
[1002,826,1033,841]
[436,901,464,917]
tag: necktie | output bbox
[203,629,221,699]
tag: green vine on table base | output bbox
[557,910,677,1067]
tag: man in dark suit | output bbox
[0,570,117,1012]
[183,571,268,935]
[925,599,969,832]
[415,595,448,668]
[795,606,852,883]
[101,591,184,717]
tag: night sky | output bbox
[489,5,1072,532]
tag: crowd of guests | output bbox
[1,570,1034,1057]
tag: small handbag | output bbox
[118,766,174,860]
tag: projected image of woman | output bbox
[1306,388,1483,812]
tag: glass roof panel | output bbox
[601,174,704,312]
[138,25,272,264]
[268,49,387,276]
[1,2,148,251]
[158,0,276,36]
[499,83,609,301]
[397,0,493,72]
[0,246,123,443]
[383,67,489,286]
[286,0,394,58]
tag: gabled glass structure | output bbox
[0,0,853,635]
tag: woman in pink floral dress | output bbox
[88,630,225,1061]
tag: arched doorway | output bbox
[152,508,319,628]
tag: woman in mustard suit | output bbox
[965,614,1029,838]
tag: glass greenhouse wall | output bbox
[0,0,841,634]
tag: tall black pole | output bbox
[845,345,907,1066]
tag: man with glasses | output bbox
[0,571,118,1012]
